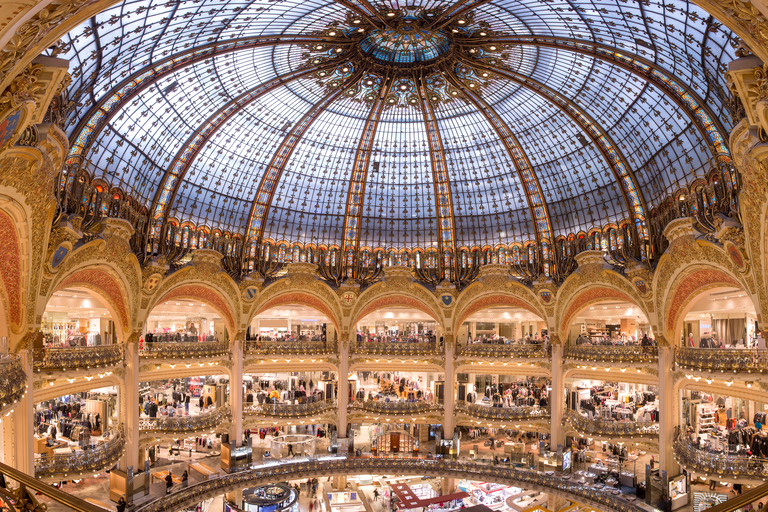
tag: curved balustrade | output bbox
[674,434,768,478]
[455,400,550,421]
[244,340,335,356]
[136,457,645,512]
[564,410,658,437]
[351,342,443,356]
[457,343,551,358]
[139,406,230,433]
[0,354,27,412]
[565,345,658,364]
[33,345,123,371]
[140,340,229,359]
[349,400,442,415]
[244,399,336,418]
[35,426,124,478]
[675,347,768,373]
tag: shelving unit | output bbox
[696,403,716,434]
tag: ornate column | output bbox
[443,335,455,438]
[123,332,140,471]
[549,335,565,450]
[3,342,34,475]
[657,337,677,475]
[338,334,350,435]
[230,336,244,444]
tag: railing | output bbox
[140,340,229,359]
[674,434,768,478]
[244,399,335,417]
[244,340,335,355]
[457,343,550,358]
[455,400,550,421]
[565,344,658,364]
[0,354,27,411]
[675,347,768,373]
[349,400,441,415]
[33,345,123,371]
[351,341,443,356]
[139,406,230,433]
[35,426,124,478]
[565,410,658,436]
[135,458,645,512]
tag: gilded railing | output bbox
[0,354,27,412]
[140,340,229,359]
[457,343,550,358]
[244,340,335,355]
[674,434,768,477]
[455,400,550,421]
[135,458,645,512]
[564,345,658,363]
[244,399,335,417]
[349,400,441,415]
[33,345,123,371]
[564,410,658,436]
[675,347,768,373]
[139,406,230,433]
[351,341,443,356]
[35,426,124,478]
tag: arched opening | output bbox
[144,298,226,346]
[42,288,120,347]
[247,303,334,344]
[459,305,547,346]
[674,287,757,349]
[567,299,652,347]
[355,306,440,344]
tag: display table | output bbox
[151,470,183,484]
[504,442,525,454]
[620,472,636,488]
[589,464,608,476]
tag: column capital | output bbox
[549,334,563,346]
[126,330,142,347]
[13,329,42,352]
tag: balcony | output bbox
[675,347,768,373]
[139,406,230,434]
[0,354,27,414]
[674,434,768,479]
[244,340,335,356]
[351,341,443,357]
[565,345,658,364]
[33,345,123,371]
[454,400,550,421]
[35,426,124,479]
[564,410,658,437]
[349,399,442,416]
[140,340,229,359]
[244,399,336,418]
[457,343,550,359]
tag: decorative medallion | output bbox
[441,293,454,306]
[243,286,259,301]
[50,245,69,269]
[634,279,647,295]
[726,243,746,271]
[144,273,162,293]
[341,290,357,306]
[0,107,25,150]
[539,290,552,304]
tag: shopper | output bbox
[373,489,379,501]
[710,480,717,490]
[181,470,188,488]
[165,471,174,494]
[116,497,126,512]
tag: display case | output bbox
[469,482,515,510]
[669,475,689,511]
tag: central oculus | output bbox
[359,23,451,65]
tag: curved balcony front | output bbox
[0,354,27,415]
[140,340,230,359]
[454,400,551,425]
[457,343,551,359]
[565,345,658,365]
[675,347,768,373]
[35,426,124,480]
[244,340,335,356]
[674,434,768,480]
[347,399,444,424]
[564,410,659,438]
[351,341,443,357]
[139,406,230,435]
[244,399,336,418]
[33,345,123,372]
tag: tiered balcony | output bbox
[565,345,658,364]
[0,354,27,414]
[33,345,123,371]
[244,340,335,356]
[564,410,658,437]
[454,400,550,422]
[244,399,336,418]
[675,347,768,373]
[139,406,230,434]
[457,343,550,359]
[351,341,443,357]
[674,434,768,479]
[140,340,230,359]
[349,399,442,416]
[35,426,124,479]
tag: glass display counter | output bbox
[669,475,689,511]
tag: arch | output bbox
[138,365,232,381]
[454,293,547,335]
[35,376,123,403]
[0,207,24,332]
[351,294,442,330]
[559,286,640,335]
[53,268,131,338]
[251,291,341,334]
[153,284,237,338]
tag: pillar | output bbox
[338,336,350,435]
[442,478,455,494]
[443,335,455,437]
[3,348,34,475]
[550,339,564,449]
[230,337,244,443]
[123,335,140,471]
[657,341,677,475]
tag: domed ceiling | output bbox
[58,0,737,254]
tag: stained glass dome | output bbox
[56,0,738,257]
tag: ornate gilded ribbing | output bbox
[33,345,123,371]
[0,355,27,413]
[454,400,550,421]
[140,341,229,359]
[139,406,230,433]
[35,425,124,479]
[564,345,659,364]
[244,399,336,418]
[675,347,768,373]
[564,410,659,437]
